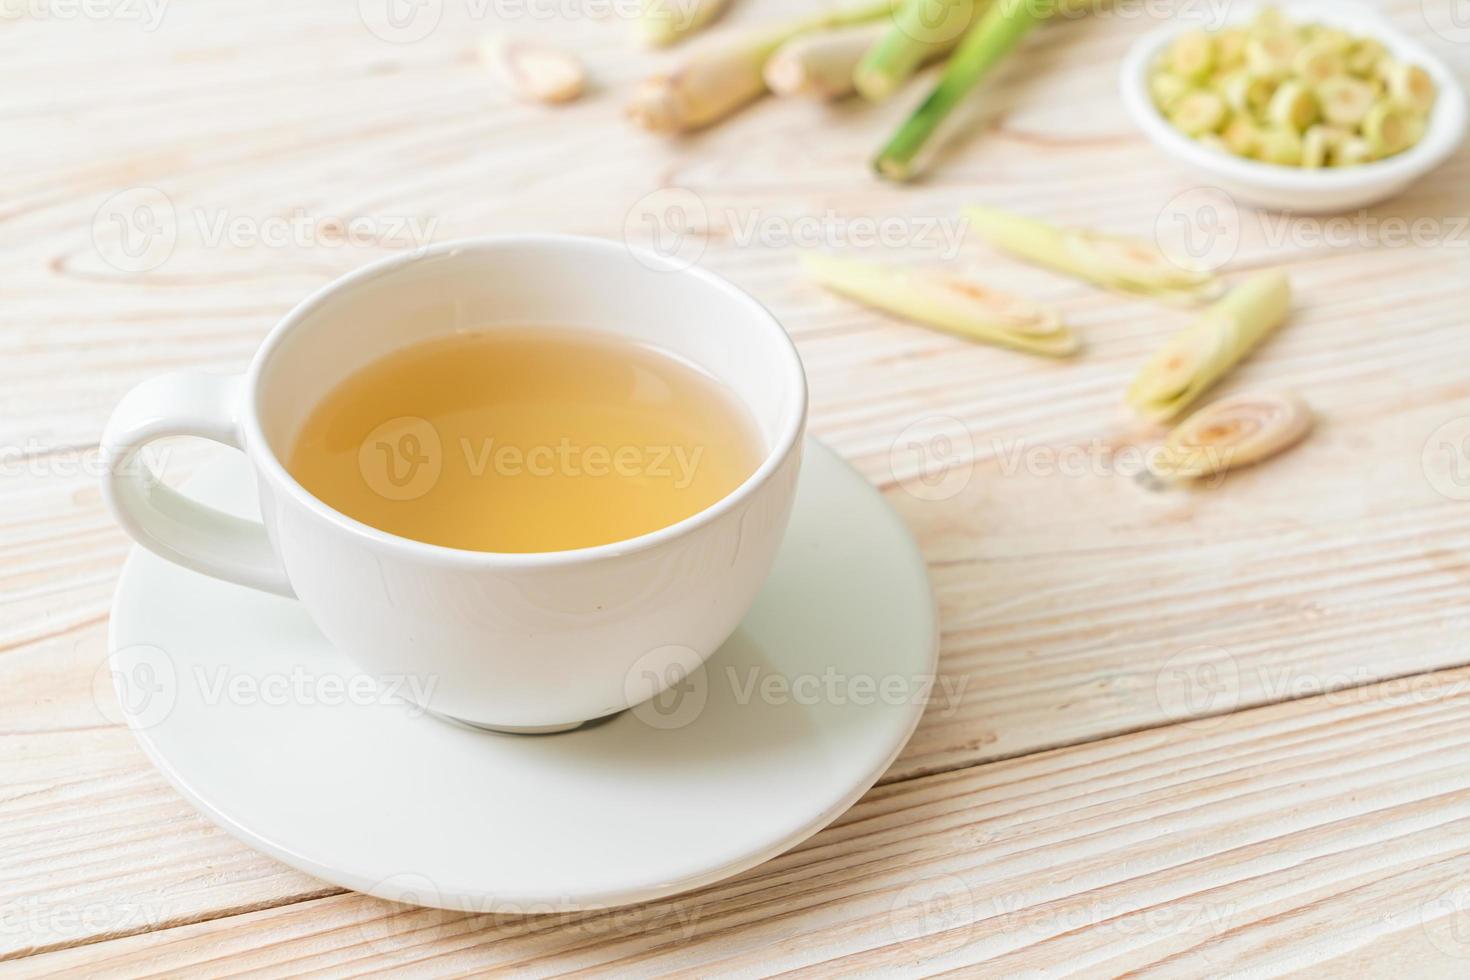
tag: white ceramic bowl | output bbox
[1120,0,1468,212]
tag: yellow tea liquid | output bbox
[288,328,762,553]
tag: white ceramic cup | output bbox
[101,236,807,731]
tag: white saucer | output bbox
[108,438,937,911]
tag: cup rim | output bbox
[240,234,808,567]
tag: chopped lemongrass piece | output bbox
[1268,80,1317,130]
[1293,38,1345,85]
[1222,115,1262,156]
[1148,390,1313,481]
[1301,125,1337,167]
[853,0,981,102]
[1256,125,1304,164]
[801,254,1078,357]
[1221,71,1275,115]
[1126,271,1292,423]
[1347,38,1386,77]
[1171,90,1228,136]
[1167,30,1216,80]
[1216,28,1248,69]
[629,1,890,132]
[1150,71,1193,112]
[1331,135,1374,166]
[1364,100,1416,156]
[1318,75,1376,127]
[481,35,587,104]
[873,0,1058,181]
[637,0,730,47]
[964,206,1223,305]
[1246,32,1300,81]
[1385,61,1437,114]
[765,22,887,99]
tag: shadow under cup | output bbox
[246,236,808,731]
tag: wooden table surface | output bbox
[6,0,1470,974]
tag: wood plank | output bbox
[4,0,1470,967]
[15,665,1470,977]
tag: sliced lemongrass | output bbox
[1170,90,1228,136]
[637,0,730,47]
[1215,28,1248,70]
[1364,100,1417,157]
[802,254,1078,356]
[1385,61,1437,115]
[1268,80,1317,130]
[628,1,890,132]
[480,35,587,104]
[1167,30,1216,81]
[1221,71,1275,115]
[1256,126,1304,165]
[1301,124,1340,167]
[964,206,1223,305]
[1293,38,1345,85]
[1148,390,1313,481]
[1246,32,1300,81]
[1222,115,1262,156]
[1346,38,1386,77]
[1331,135,1374,166]
[1126,271,1292,423]
[1318,74,1375,127]
[765,21,887,99]
[853,0,979,102]
[1150,71,1193,112]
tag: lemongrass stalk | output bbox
[1126,271,1292,423]
[854,0,983,103]
[480,35,587,104]
[629,1,891,133]
[873,0,1054,181]
[765,22,888,100]
[963,206,1223,305]
[638,0,731,48]
[1148,390,1313,482]
[802,253,1078,357]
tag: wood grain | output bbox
[15,666,1470,977]
[3,0,1470,971]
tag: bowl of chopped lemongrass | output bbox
[1120,1,1466,212]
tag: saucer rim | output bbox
[108,437,938,911]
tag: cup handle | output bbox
[101,372,295,597]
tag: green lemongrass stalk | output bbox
[853,0,983,103]
[1148,389,1313,482]
[765,21,888,100]
[873,0,1053,181]
[963,206,1223,304]
[1126,271,1292,423]
[638,0,732,47]
[803,253,1078,357]
[629,1,892,132]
